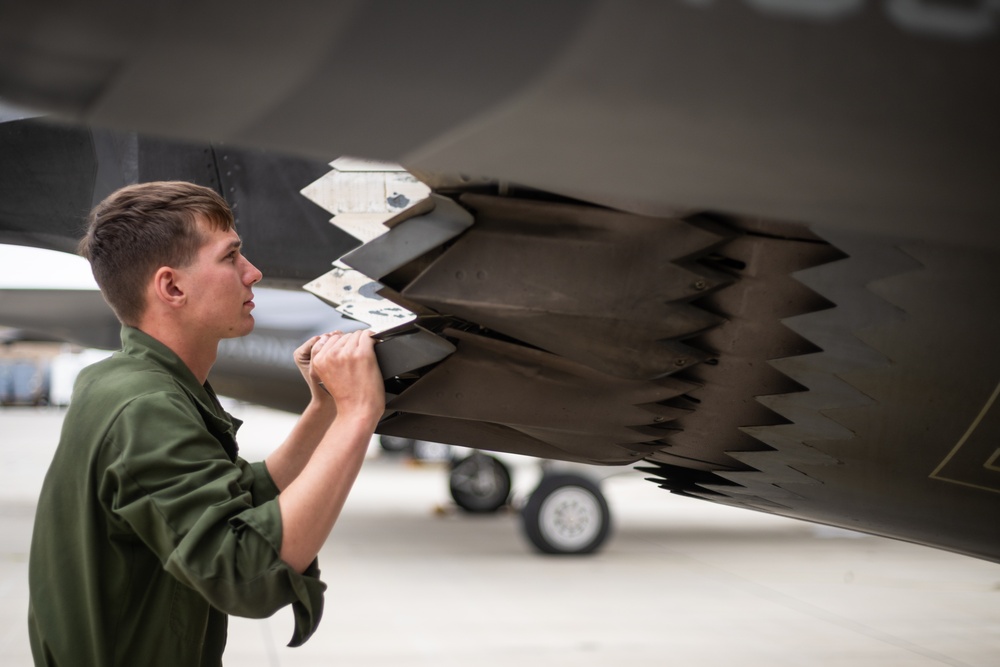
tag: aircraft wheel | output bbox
[521,474,610,555]
[449,452,512,513]
[379,435,415,454]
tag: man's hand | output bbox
[293,333,336,404]
[308,330,385,424]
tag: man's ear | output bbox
[152,266,186,308]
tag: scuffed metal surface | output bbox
[303,265,417,332]
[300,158,432,244]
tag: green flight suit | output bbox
[28,326,326,666]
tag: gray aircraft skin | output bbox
[0,1,999,563]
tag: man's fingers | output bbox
[312,331,377,371]
[294,336,327,367]
[311,331,345,352]
[326,329,368,351]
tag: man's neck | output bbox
[135,319,218,384]
[169,337,218,385]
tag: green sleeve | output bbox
[243,458,281,504]
[100,391,326,647]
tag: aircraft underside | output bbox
[301,177,1000,563]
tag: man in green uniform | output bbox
[27,181,385,666]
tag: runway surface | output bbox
[2,405,998,666]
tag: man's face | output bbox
[181,218,263,340]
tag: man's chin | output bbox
[224,316,255,339]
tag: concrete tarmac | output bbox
[2,405,998,666]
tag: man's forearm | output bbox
[264,398,337,491]
[276,409,378,572]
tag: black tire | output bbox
[521,474,611,555]
[449,452,512,513]
[379,435,415,454]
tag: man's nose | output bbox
[243,258,263,285]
